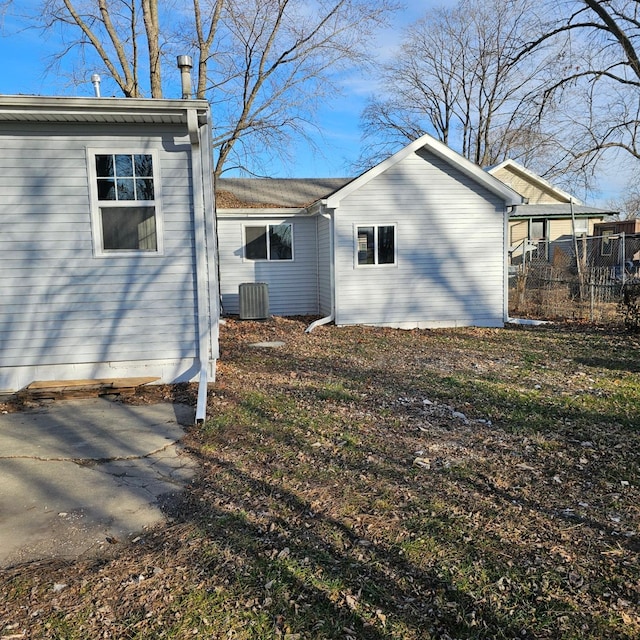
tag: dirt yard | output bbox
[1,317,639,639]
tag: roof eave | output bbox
[488,159,582,205]
[216,207,309,217]
[0,95,210,125]
[325,134,523,208]
[510,212,607,219]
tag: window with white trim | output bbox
[573,218,589,235]
[90,151,162,254]
[356,225,396,265]
[601,229,614,256]
[244,223,293,260]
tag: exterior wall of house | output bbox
[217,213,320,315]
[492,167,567,204]
[0,121,202,391]
[333,148,507,328]
[492,166,566,204]
[509,220,528,246]
[510,217,605,244]
[549,219,571,241]
[316,214,332,316]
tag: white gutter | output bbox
[188,108,212,424]
[306,209,335,333]
[503,205,511,323]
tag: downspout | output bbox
[187,106,212,424]
[305,208,335,332]
[504,205,512,322]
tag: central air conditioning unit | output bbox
[239,282,269,320]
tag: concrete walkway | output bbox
[0,398,196,567]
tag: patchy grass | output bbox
[1,317,639,639]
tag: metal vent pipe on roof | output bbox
[177,55,193,99]
[91,74,101,98]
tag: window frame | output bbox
[573,217,589,236]
[529,218,547,242]
[242,222,294,262]
[354,223,397,267]
[601,229,614,257]
[87,148,164,257]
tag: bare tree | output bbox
[359,0,565,172]
[514,1,640,172]
[32,0,397,178]
[608,189,640,218]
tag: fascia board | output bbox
[0,95,210,125]
[418,137,523,206]
[488,159,581,205]
[216,208,308,217]
[325,133,523,208]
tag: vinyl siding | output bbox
[491,166,566,204]
[217,214,320,315]
[509,220,529,246]
[333,148,507,328]
[549,219,573,241]
[0,122,199,384]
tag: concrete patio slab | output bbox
[0,398,196,567]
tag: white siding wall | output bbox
[334,149,507,328]
[217,214,320,316]
[0,123,199,390]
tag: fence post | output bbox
[621,232,626,287]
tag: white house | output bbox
[0,95,219,420]
[217,134,522,330]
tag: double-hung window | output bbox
[90,151,162,254]
[244,223,293,260]
[356,224,396,266]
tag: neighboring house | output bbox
[487,159,611,263]
[0,95,219,420]
[217,134,522,329]
[593,219,640,273]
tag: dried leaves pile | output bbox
[1,317,639,639]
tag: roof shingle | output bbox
[216,177,352,208]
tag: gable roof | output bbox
[324,133,523,209]
[487,159,580,205]
[216,177,352,209]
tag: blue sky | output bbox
[0,2,628,204]
[0,3,432,179]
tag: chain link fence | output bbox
[508,232,640,323]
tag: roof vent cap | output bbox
[91,73,101,98]
[177,55,193,99]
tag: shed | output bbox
[0,96,219,420]
[217,133,522,329]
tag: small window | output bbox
[357,225,395,265]
[244,223,293,260]
[90,152,161,254]
[530,218,547,242]
[573,218,589,236]
[601,229,614,256]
